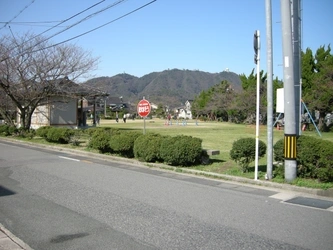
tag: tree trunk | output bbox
[0,109,15,126]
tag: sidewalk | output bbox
[0,224,33,250]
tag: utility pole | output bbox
[292,0,302,135]
[265,0,273,180]
[281,0,297,182]
[253,30,260,181]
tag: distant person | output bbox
[116,112,119,123]
[167,114,171,125]
[96,114,100,125]
[123,114,127,123]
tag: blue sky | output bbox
[1,0,332,80]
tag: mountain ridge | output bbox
[84,69,242,106]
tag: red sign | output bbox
[137,99,151,117]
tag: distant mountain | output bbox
[84,69,242,106]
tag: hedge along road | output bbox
[97,118,333,173]
[0,140,333,250]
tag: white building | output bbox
[175,100,193,119]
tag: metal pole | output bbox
[254,30,260,181]
[292,0,302,135]
[265,0,273,180]
[93,97,96,125]
[281,0,297,182]
[104,98,107,117]
[142,96,146,134]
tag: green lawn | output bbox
[98,118,333,181]
[5,118,332,189]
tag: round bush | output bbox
[297,135,333,182]
[273,138,284,162]
[297,136,321,178]
[315,141,333,182]
[109,131,141,158]
[134,133,165,162]
[160,135,202,166]
[46,127,75,144]
[88,129,113,153]
[230,137,266,173]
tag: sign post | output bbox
[137,98,151,134]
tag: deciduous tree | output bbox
[0,33,99,129]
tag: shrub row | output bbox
[0,124,18,136]
[88,131,203,167]
[36,126,75,144]
[273,135,333,182]
[2,125,332,182]
[0,124,35,138]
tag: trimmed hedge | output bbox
[36,126,52,139]
[0,125,19,136]
[160,135,203,166]
[109,131,141,158]
[85,127,114,136]
[297,136,333,182]
[230,137,267,173]
[88,129,115,153]
[45,127,75,144]
[273,135,333,182]
[0,125,11,136]
[134,133,165,162]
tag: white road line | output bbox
[58,156,80,162]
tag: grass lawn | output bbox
[97,117,333,184]
[5,117,332,189]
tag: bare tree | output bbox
[0,33,99,129]
[0,88,16,125]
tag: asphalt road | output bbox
[0,140,332,250]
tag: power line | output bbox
[1,0,108,60]
[28,0,108,41]
[0,20,66,28]
[1,0,156,62]
[5,0,125,57]
[0,21,61,24]
[33,0,127,48]
[5,23,68,28]
[38,0,156,52]
[0,0,36,31]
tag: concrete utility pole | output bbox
[281,0,297,182]
[265,0,273,180]
[291,0,302,135]
[253,30,260,181]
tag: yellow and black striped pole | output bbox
[281,0,298,182]
[284,134,297,159]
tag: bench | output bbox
[203,149,220,156]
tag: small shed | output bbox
[29,78,108,129]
